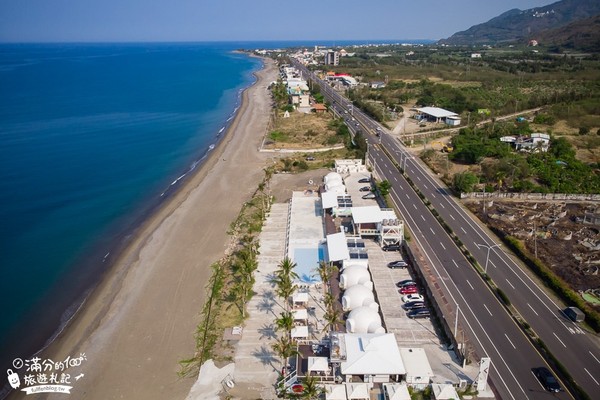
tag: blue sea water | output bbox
[0,42,263,366]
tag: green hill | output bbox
[439,0,600,46]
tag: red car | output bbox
[399,285,418,295]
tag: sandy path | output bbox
[34,57,278,400]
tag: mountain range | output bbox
[439,0,600,49]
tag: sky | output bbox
[0,0,558,43]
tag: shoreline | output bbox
[7,56,278,400]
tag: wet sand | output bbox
[32,57,278,400]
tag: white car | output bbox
[401,294,424,303]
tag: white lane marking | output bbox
[553,332,567,348]
[505,279,515,290]
[389,169,393,174]
[590,351,600,365]
[505,334,516,349]
[484,304,493,316]
[461,227,467,234]
[439,202,445,208]
[430,227,435,235]
[584,368,600,385]
[420,215,426,221]
[440,242,446,250]
[466,280,474,290]
[449,214,456,220]
[423,184,428,189]
[406,193,410,199]
[527,303,538,316]
[416,176,421,181]
[413,204,418,210]
[393,176,398,181]
[452,260,460,269]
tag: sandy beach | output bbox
[27,56,278,400]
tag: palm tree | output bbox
[301,375,324,400]
[276,257,299,281]
[271,334,299,373]
[275,311,294,336]
[317,261,333,288]
[322,307,343,333]
[274,274,296,311]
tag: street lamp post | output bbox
[476,243,501,274]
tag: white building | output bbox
[331,333,405,383]
[415,107,461,126]
[399,348,434,390]
[335,159,367,175]
[350,206,404,246]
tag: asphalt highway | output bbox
[291,60,600,399]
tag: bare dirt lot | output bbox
[465,200,600,310]
[263,110,342,149]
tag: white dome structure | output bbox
[325,182,346,194]
[339,266,372,290]
[341,285,378,312]
[324,172,343,186]
[346,307,385,334]
[340,263,368,272]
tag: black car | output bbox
[388,260,408,269]
[382,244,401,252]
[358,178,370,183]
[396,279,416,288]
[407,308,430,319]
[533,367,561,393]
[403,301,425,310]
[359,186,371,192]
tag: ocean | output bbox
[0,42,263,369]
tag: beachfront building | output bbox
[350,206,404,247]
[330,333,405,384]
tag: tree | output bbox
[453,171,479,193]
[271,334,298,372]
[301,375,324,400]
[322,307,343,333]
[275,311,294,336]
[377,180,391,196]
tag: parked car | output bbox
[359,186,371,192]
[403,301,425,310]
[401,293,424,303]
[382,243,401,252]
[362,193,376,199]
[305,156,315,161]
[396,280,416,288]
[387,260,408,269]
[407,308,430,319]
[358,178,371,183]
[533,367,561,393]
[399,286,418,295]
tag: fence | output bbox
[461,192,600,202]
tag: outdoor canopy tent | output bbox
[325,384,348,400]
[292,292,309,304]
[291,325,308,338]
[292,308,308,320]
[382,383,411,400]
[307,356,329,372]
[345,383,370,400]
